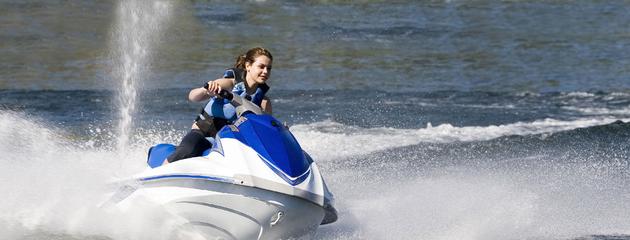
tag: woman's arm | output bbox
[188,78,236,102]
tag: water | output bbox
[109,0,173,153]
[1,1,630,239]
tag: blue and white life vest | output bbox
[195,68,269,134]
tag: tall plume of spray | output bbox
[109,0,173,154]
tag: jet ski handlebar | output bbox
[217,89,233,101]
[216,89,264,116]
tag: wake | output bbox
[291,117,630,161]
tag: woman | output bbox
[165,47,273,164]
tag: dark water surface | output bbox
[3,1,630,92]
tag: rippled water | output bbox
[3,1,630,92]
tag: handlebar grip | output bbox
[217,89,233,101]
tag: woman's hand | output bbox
[204,81,222,96]
[190,78,234,102]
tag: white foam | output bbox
[2,110,628,239]
[292,117,630,161]
[0,111,178,239]
[563,106,630,116]
[318,170,630,240]
[561,91,597,98]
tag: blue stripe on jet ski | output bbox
[140,174,234,183]
[258,154,311,186]
[217,114,312,185]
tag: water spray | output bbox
[109,0,172,154]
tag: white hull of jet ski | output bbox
[110,138,336,239]
[116,176,325,239]
[105,92,337,239]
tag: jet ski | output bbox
[105,90,337,239]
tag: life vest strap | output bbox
[195,111,228,137]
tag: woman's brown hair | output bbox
[234,47,273,69]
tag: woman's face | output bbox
[246,55,272,84]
